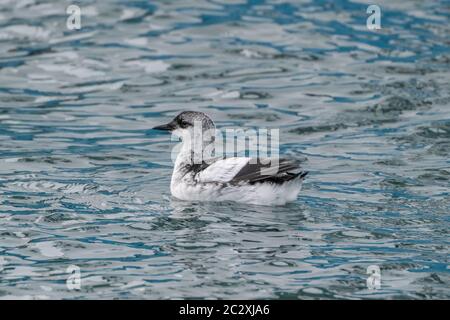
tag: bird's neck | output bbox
[172,136,215,182]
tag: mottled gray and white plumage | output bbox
[153,111,307,205]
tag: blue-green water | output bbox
[0,0,449,299]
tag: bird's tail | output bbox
[298,171,308,180]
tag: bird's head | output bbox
[153,111,215,143]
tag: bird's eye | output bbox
[179,119,189,128]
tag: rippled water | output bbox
[0,0,449,299]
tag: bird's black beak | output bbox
[153,122,175,131]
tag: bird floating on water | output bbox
[153,111,307,205]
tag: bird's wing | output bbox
[197,157,250,183]
[197,157,304,184]
[229,157,303,184]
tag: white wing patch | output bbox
[197,157,250,183]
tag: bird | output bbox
[153,111,307,205]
